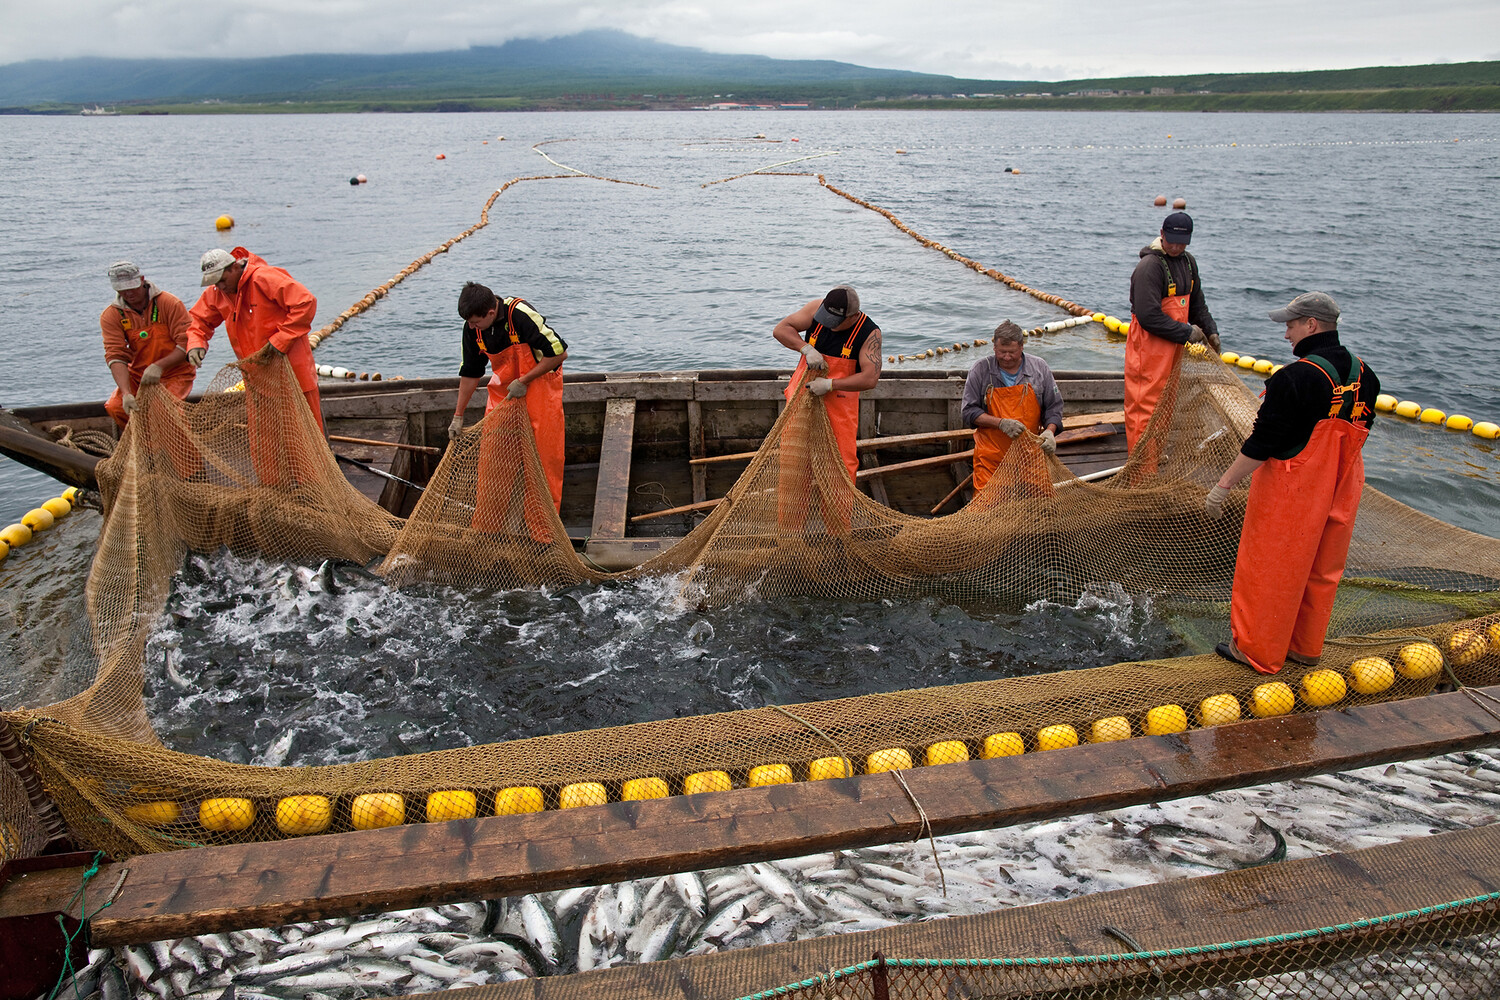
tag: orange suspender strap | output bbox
[1297,354,1366,421]
[839,314,867,359]
[505,298,523,346]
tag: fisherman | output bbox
[961,320,1064,491]
[772,285,883,481]
[99,260,195,426]
[1124,212,1221,453]
[187,247,323,431]
[1206,292,1379,674]
[449,282,568,511]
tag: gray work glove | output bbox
[1206,331,1222,353]
[1205,484,1231,520]
[447,414,465,440]
[1187,324,1207,345]
[121,393,137,415]
[997,417,1025,439]
[808,377,834,397]
[801,344,828,370]
[1039,428,1057,455]
[506,379,528,400]
[139,363,164,387]
[186,347,207,368]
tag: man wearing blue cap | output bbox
[1124,212,1220,453]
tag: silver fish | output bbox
[669,872,706,916]
[403,955,471,982]
[170,939,210,975]
[284,917,406,953]
[551,885,596,924]
[747,863,811,915]
[630,909,687,965]
[236,952,343,983]
[122,946,156,984]
[518,894,562,968]
[355,931,420,958]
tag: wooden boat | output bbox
[0,368,1127,569]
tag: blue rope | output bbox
[733,889,1500,1000]
[44,851,116,1000]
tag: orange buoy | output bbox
[1172,198,1187,209]
[1153,195,1167,206]
[435,153,446,160]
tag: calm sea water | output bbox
[3,111,1499,761]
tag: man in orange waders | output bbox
[961,320,1063,493]
[99,261,195,427]
[1206,292,1380,674]
[450,283,568,531]
[1125,212,1221,453]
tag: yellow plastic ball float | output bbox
[1447,628,1489,667]
[21,508,54,532]
[1446,415,1474,431]
[1396,642,1444,680]
[2,524,33,548]
[1252,359,1275,373]
[1090,716,1132,742]
[1143,704,1189,736]
[924,741,970,766]
[866,748,914,773]
[559,782,608,808]
[1473,422,1500,440]
[275,795,331,835]
[1198,694,1242,726]
[1489,622,1500,651]
[0,539,9,563]
[199,797,256,832]
[1393,401,1422,419]
[981,732,1026,758]
[683,771,732,794]
[425,790,477,822]
[1374,394,1399,413]
[1250,682,1296,718]
[215,215,234,230]
[622,777,670,801]
[62,487,80,503]
[1236,356,1258,370]
[351,792,405,830]
[1419,408,1447,425]
[1091,312,1106,323]
[1221,352,1240,364]
[1348,657,1396,694]
[123,801,182,827]
[747,764,794,787]
[494,786,545,814]
[809,757,853,780]
[42,497,72,519]
[1299,669,1347,708]
[1035,725,1079,751]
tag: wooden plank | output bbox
[48,684,1500,945]
[582,537,683,571]
[589,398,636,541]
[857,448,974,480]
[326,434,440,456]
[460,824,1500,1000]
[686,401,706,505]
[857,399,888,505]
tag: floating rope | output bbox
[530,141,662,189]
[702,150,840,188]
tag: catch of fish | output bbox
[45,748,1500,999]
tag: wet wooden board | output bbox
[590,398,636,540]
[5,685,1491,945]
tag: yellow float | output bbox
[1374,394,1398,413]
[42,497,72,519]
[494,786,545,814]
[1089,717,1132,742]
[1252,359,1274,373]
[124,801,182,827]
[1348,656,1395,694]
[215,215,235,230]
[924,741,969,766]
[0,539,8,563]
[275,795,331,835]
[1143,704,1188,736]
[1221,352,1240,364]
[350,792,405,830]
[1396,642,1444,680]
[1419,408,1447,425]
[1250,682,1296,718]
[622,777,670,801]
[559,782,608,808]
[1393,401,1422,419]
[683,771,732,794]
[747,764,794,786]
[1036,725,1078,751]
[425,790,477,822]
[866,748,914,773]
[809,757,853,780]
[1198,694,1241,726]
[1236,356,1258,370]
[1447,628,1488,667]
[1299,669,1347,708]
[981,732,1026,758]
[199,797,256,832]
[1473,421,1500,440]
[21,508,54,532]
[1446,415,1474,431]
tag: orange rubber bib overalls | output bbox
[783,315,870,482]
[1124,259,1191,454]
[478,298,565,513]
[778,315,870,536]
[103,298,196,427]
[1230,356,1370,674]
[971,381,1042,491]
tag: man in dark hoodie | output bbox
[1124,212,1220,453]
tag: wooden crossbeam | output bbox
[589,398,636,540]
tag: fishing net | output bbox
[4,349,1500,860]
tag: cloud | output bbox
[3,0,1498,78]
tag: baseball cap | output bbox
[1161,212,1193,245]
[200,248,237,286]
[812,285,860,329]
[107,260,143,291]
[1268,291,1340,325]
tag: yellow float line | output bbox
[1,487,82,566]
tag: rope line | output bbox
[44,851,113,1000]
[701,151,840,187]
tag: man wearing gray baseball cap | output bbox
[1205,291,1381,675]
[98,260,195,426]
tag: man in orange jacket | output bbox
[1206,292,1380,674]
[99,261,195,426]
[187,247,323,432]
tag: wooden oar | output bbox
[327,434,441,456]
[931,473,973,515]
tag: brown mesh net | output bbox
[4,348,1500,860]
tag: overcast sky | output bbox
[4,0,1498,78]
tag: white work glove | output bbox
[1205,484,1231,520]
[801,344,828,370]
[139,363,164,387]
[1039,428,1056,455]
[1187,324,1206,345]
[447,414,465,440]
[808,377,834,397]
[186,347,207,368]
[997,418,1025,439]
[1206,331,1222,353]
[121,393,137,415]
[506,379,528,400]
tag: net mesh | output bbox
[4,349,1500,861]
